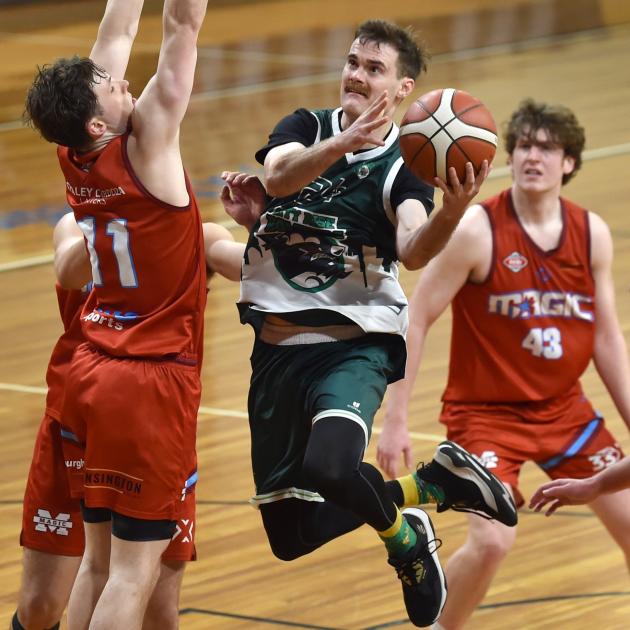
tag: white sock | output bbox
[432,623,447,630]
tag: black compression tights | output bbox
[260,416,406,561]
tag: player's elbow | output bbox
[264,173,291,199]
[398,248,431,271]
[54,243,91,290]
[55,264,89,290]
[164,5,205,36]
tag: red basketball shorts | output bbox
[21,413,196,560]
[61,343,200,522]
[441,390,624,507]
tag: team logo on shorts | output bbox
[173,518,194,543]
[474,451,499,469]
[33,509,73,536]
[503,251,528,273]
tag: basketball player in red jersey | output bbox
[13,212,243,630]
[379,99,630,629]
[24,0,211,626]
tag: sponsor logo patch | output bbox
[33,509,73,536]
[502,251,528,273]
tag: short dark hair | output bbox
[503,99,585,185]
[24,56,107,149]
[354,20,429,80]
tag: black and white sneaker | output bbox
[388,508,447,628]
[417,440,517,526]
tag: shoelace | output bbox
[395,537,443,584]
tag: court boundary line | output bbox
[0,381,443,440]
[365,592,630,629]
[177,590,630,630]
[178,608,341,629]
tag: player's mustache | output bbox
[345,81,368,96]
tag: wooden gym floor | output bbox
[1,0,630,627]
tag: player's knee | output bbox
[302,456,352,495]
[267,538,306,561]
[16,595,63,629]
[263,525,309,561]
[469,524,515,564]
[144,599,179,630]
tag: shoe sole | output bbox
[403,507,447,623]
[434,441,517,526]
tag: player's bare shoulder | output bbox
[451,203,493,281]
[455,203,492,246]
[587,210,614,270]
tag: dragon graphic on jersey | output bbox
[247,207,353,292]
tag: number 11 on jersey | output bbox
[78,217,139,288]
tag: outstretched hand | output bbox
[220,171,266,231]
[340,91,391,152]
[434,160,490,217]
[529,477,600,516]
[376,421,414,479]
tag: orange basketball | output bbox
[399,88,497,185]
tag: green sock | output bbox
[414,472,446,506]
[378,510,418,558]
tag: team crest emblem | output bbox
[250,208,351,293]
[357,164,370,179]
[503,251,528,273]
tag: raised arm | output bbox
[128,0,208,205]
[53,212,92,290]
[133,0,207,144]
[377,205,489,478]
[90,0,145,79]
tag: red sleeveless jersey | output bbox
[442,189,595,403]
[57,134,207,360]
[45,284,89,420]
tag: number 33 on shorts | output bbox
[589,445,623,472]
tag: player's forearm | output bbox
[94,0,144,48]
[398,204,465,270]
[265,138,347,198]
[206,240,245,282]
[383,305,428,425]
[591,456,630,495]
[90,0,144,77]
[164,0,208,36]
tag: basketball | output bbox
[399,88,498,185]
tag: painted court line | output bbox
[0,382,47,395]
[0,382,443,441]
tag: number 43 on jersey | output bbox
[522,327,563,359]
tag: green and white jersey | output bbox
[240,107,428,337]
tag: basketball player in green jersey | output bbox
[223,19,516,628]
